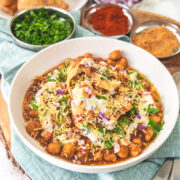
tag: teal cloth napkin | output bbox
[0,11,180,180]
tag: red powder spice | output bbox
[88,4,129,36]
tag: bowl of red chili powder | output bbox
[84,3,135,36]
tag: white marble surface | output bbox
[0,0,179,179]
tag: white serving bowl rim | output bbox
[8,37,179,173]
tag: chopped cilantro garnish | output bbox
[46,72,53,78]
[128,71,135,74]
[55,119,60,124]
[137,73,142,80]
[65,60,69,68]
[105,141,113,149]
[12,8,73,45]
[71,80,76,85]
[148,119,163,138]
[128,101,137,117]
[84,122,91,132]
[36,116,40,120]
[118,118,131,126]
[59,95,68,102]
[58,68,67,82]
[47,78,56,82]
[97,95,107,100]
[115,127,123,135]
[147,104,160,115]
[99,128,104,134]
[29,100,38,110]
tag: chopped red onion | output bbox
[137,114,141,119]
[57,89,64,95]
[96,0,142,8]
[139,125,146,129]
[114,144,120,153]
[98,112,110,121]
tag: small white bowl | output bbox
[8,37,179,173]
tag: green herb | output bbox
[12,8,73,45]
[59,95,68,102]
[128,101,137,117]
[99,128,104,134]
[137,73,142,80]
[47,78,56,82]
[128,71,135,74]
[115,127,124,135]
[36,116,40,120]
[105,141,113,149]
[58,72,67,82]
[84,122,91,132]
[71,80,76,85]
[29,100,38,110]
[97,95,107,100]
[65,60,69,68]
[148,119,163,138]
[147,104,160,115]
[118,118,131,127]
[46,72,53,78]
[100,76,108,80]
[55,119,60,124]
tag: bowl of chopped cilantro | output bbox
[10,7,75,51]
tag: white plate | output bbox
[0,0,87,19]
[65,0,88,11]
[8,37,179,173]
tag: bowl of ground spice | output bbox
[130,20,180,59]
[84,3,135,36]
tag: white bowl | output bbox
[8,37,179,173]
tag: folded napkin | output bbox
[0,11,180,180]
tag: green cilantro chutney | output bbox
[11,8,74,45]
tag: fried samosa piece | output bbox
[0,0,17,15]
[17,0,69,11]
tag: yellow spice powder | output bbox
[132,26,180,58]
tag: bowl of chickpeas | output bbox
[8,37,179,173]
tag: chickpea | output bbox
[93,150,103,162]
[38,137,47,147]
[145,127,154,142]
[47,142,61,155]
[76,149,89,162]
[28,110,38,118]
[109,50,122,60]
[151,92,159,101]
[26,120,41,138]
[133,138,142,146]
[130,138,142,157]
[44,131,53,142]
[84,53,93,58]
[156,102,163,111]
[115,64,124,71]
[61,143,75,158]
[24,103,31,111]
[141,79,150,90]
[130,143,142,157]
[117,145,129,158]
[107,59,116,66]
[150,114,161,124]
[103,150,117,162]
[118,57,128,67]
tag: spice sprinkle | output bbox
[88,4,129,36]
[132,26,180,58]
